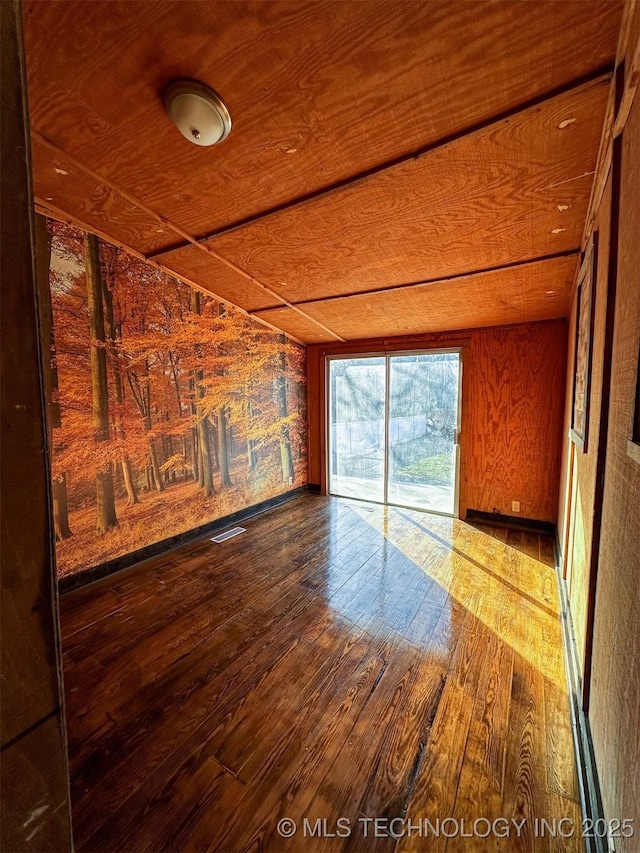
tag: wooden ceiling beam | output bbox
[262,255,576,340]
[248,249,582,314]
[148,65,614,262]
[32,131,345,343]
[34,199,308,346]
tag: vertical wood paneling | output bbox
[589,90,640,852]
[557,11,640,849]
[307,346,324,489]
[0,3,72,849]
[307,319,567,524]
[557,301,577,572]
[465,323,567,523]
[564,175,613,671]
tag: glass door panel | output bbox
[387,352,460,514]
[328,351,461,515]
[328,356,386,503]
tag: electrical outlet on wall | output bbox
[288,476,293,486]
[512,500,520,513]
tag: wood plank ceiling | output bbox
[23,0,623,344]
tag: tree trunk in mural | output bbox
[217,405,232,487]
[85,232,117,533]
[247,400,257,472]
[213,303,232,488]
[149,439,164,493]
[121,459,138,505]
[103,278,139,506]
[47,218,307,577]
[52,475,72,541]
[191,290,215,497]
[127,362,164,493]
[277,335,294,484]
[188,376,199,482]
[36,214,73,540]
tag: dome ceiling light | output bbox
[164,79,232,147]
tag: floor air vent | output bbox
[210,526,246,544]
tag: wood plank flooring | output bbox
[60,494,583,852]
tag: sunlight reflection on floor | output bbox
[326,498,566,690]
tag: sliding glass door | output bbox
[328,356,386,504]
[328,350,461,516]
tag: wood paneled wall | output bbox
[465,323,567,523]
[0,3,72,849]
[557,4,640,846]
[589,87,640,846]
[307,318,567,524]
[561,175,613,671]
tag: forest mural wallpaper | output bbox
[46,219,307,578]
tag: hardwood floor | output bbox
[60,494,583,852]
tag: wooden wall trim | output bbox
[569,234,599,454]
[582,0,639,251]
[555,568,608,853]
[33,132,343,343]
[35,202,308,347]
[582,132,623,714]
[257,249,579,312]
[0,1,72,847]
[58,486,309,595]
[308,317,566,357]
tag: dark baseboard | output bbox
[554,562,607,853]
[59,485,310,595]
[466,508,555,536]
[308,483,321,493]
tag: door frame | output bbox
[325,347,463,517]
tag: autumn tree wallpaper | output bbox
[46,219,307,578]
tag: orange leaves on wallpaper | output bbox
[47,217,307,577]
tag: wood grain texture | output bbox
[250,306,339,345]
[257,256,577,342]
[0,3,71,848]
[0,716,73,852]
[307,320,567,523]
[565,174,612,672]
[21,1,621,344]
[1,0,59,746]
[583,0,640,243]
[465,322,568,524]
[22,0,621,237]
[156,243,279,312]
[59,494,582,852]
[209,80,608,305]
[31,135,172,256]
[588,86,640,853]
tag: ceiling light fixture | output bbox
[164,79,232,147]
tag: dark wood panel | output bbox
[0,716,72,852]
[59,494,582,852]
[210,80,608,303]
[23,1,622,237]
[1,0,59,747]
[269,256,576,342]
[0,3,71,849]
